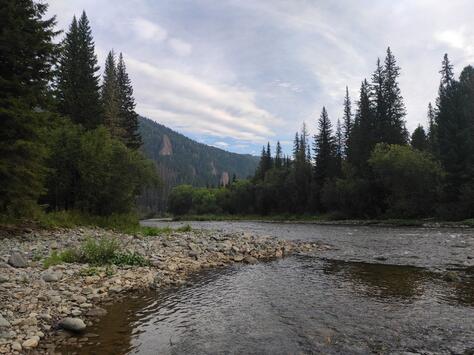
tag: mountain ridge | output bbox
[138,116,259,213]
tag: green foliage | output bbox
[43,122,159,215]
[43,236,149,267]
[56,11,102,129]
[111,251,150,267]
[368,144,443,217]
[410,125,428,151]
[0,0,57,217]
[168,185,194,215]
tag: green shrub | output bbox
[112,251,150,266]
[42,236,150,267]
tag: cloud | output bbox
[126,57,281,142]
[131,18,167,42]
[212,141,229,148]
[168,38,192,56]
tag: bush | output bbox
[168,185,194,215]
[368,144,443,218]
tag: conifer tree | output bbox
[275,141,283,168]
[57,11,102,128]
[313,107,336,186]
[0,0,57,215]
[101,50,123,139]
[382,47,407,144]
[410,125,427,151]
[347,79,375,172]
[426,102,437,154]
[335,118,343,175]
[117,53,142,149]
[342,86,352,157]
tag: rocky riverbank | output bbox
[0,227,325,354]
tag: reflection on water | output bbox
[58,257,474,355]
[323,260,428,301]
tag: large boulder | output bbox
[59,317,86,333]
[8,252,27,268]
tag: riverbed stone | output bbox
[59,317,86,332]
[244,256,258,264]
[41,271,61,282]
[0,316,10,328]
[22,336,39,348]
[8,252,27,268]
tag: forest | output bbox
[1,1,158,220]
[169,49,474,220]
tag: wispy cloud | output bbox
[131,18,167,42]
[126,57,281,142]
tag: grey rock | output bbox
[0,275,8,283]
[243,256,258,264]
[41,271,61,282]
[8,252,27,268]
[86,307,107,317]
[0,315,10,328]
[59,317,86,332]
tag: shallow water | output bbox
[59,222,474,354]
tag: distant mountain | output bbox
[138,116,259,213]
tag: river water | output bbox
[59,221,474,354]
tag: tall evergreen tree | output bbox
[313,107,336,187]
[275,141,283,168]
[342,86,352,157]
[410,125,427,151]
[101,50,123,139]
[0,0,57,215]
[426,102,437,154]
[335,118,343,175]
[57,11,102,129]
[347,79,375,173]
[117,53,142,149]
[382,47,407,144]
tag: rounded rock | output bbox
[59,317,86,333]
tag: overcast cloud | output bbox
[48,0,474,155]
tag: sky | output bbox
[48,0,474,155]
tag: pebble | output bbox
[22,336,39,348]
[0,316,10,328]
[7,252,27,268]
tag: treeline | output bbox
[169,48,473,220]
[1,1,158,218]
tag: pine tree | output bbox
[347,79,375,172]
[275,141,283,168]
[342,86,352,157]
[382,47,407,144]
[101,50,123,139]
[117,53,142,149]
[335,118,343,175]
[0,0,57,215]
[410,125,427,151]
[313,107,336,186]
[57,11,102,129]
[426,102,437,154]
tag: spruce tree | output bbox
[426,102,437,154]
[275,141,283,168]
[335,118,343,175]
[313,107,336,186]
[347,79,375,173]
[342,86,352,157]
[117,53,142,149]
[382,47,407,144]
[101,50,123,139]
[410,125,427,151]
[57,11,102,129]
[0,0,57,215]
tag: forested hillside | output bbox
[138,116,259,213]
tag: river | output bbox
[59,221,474,354]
